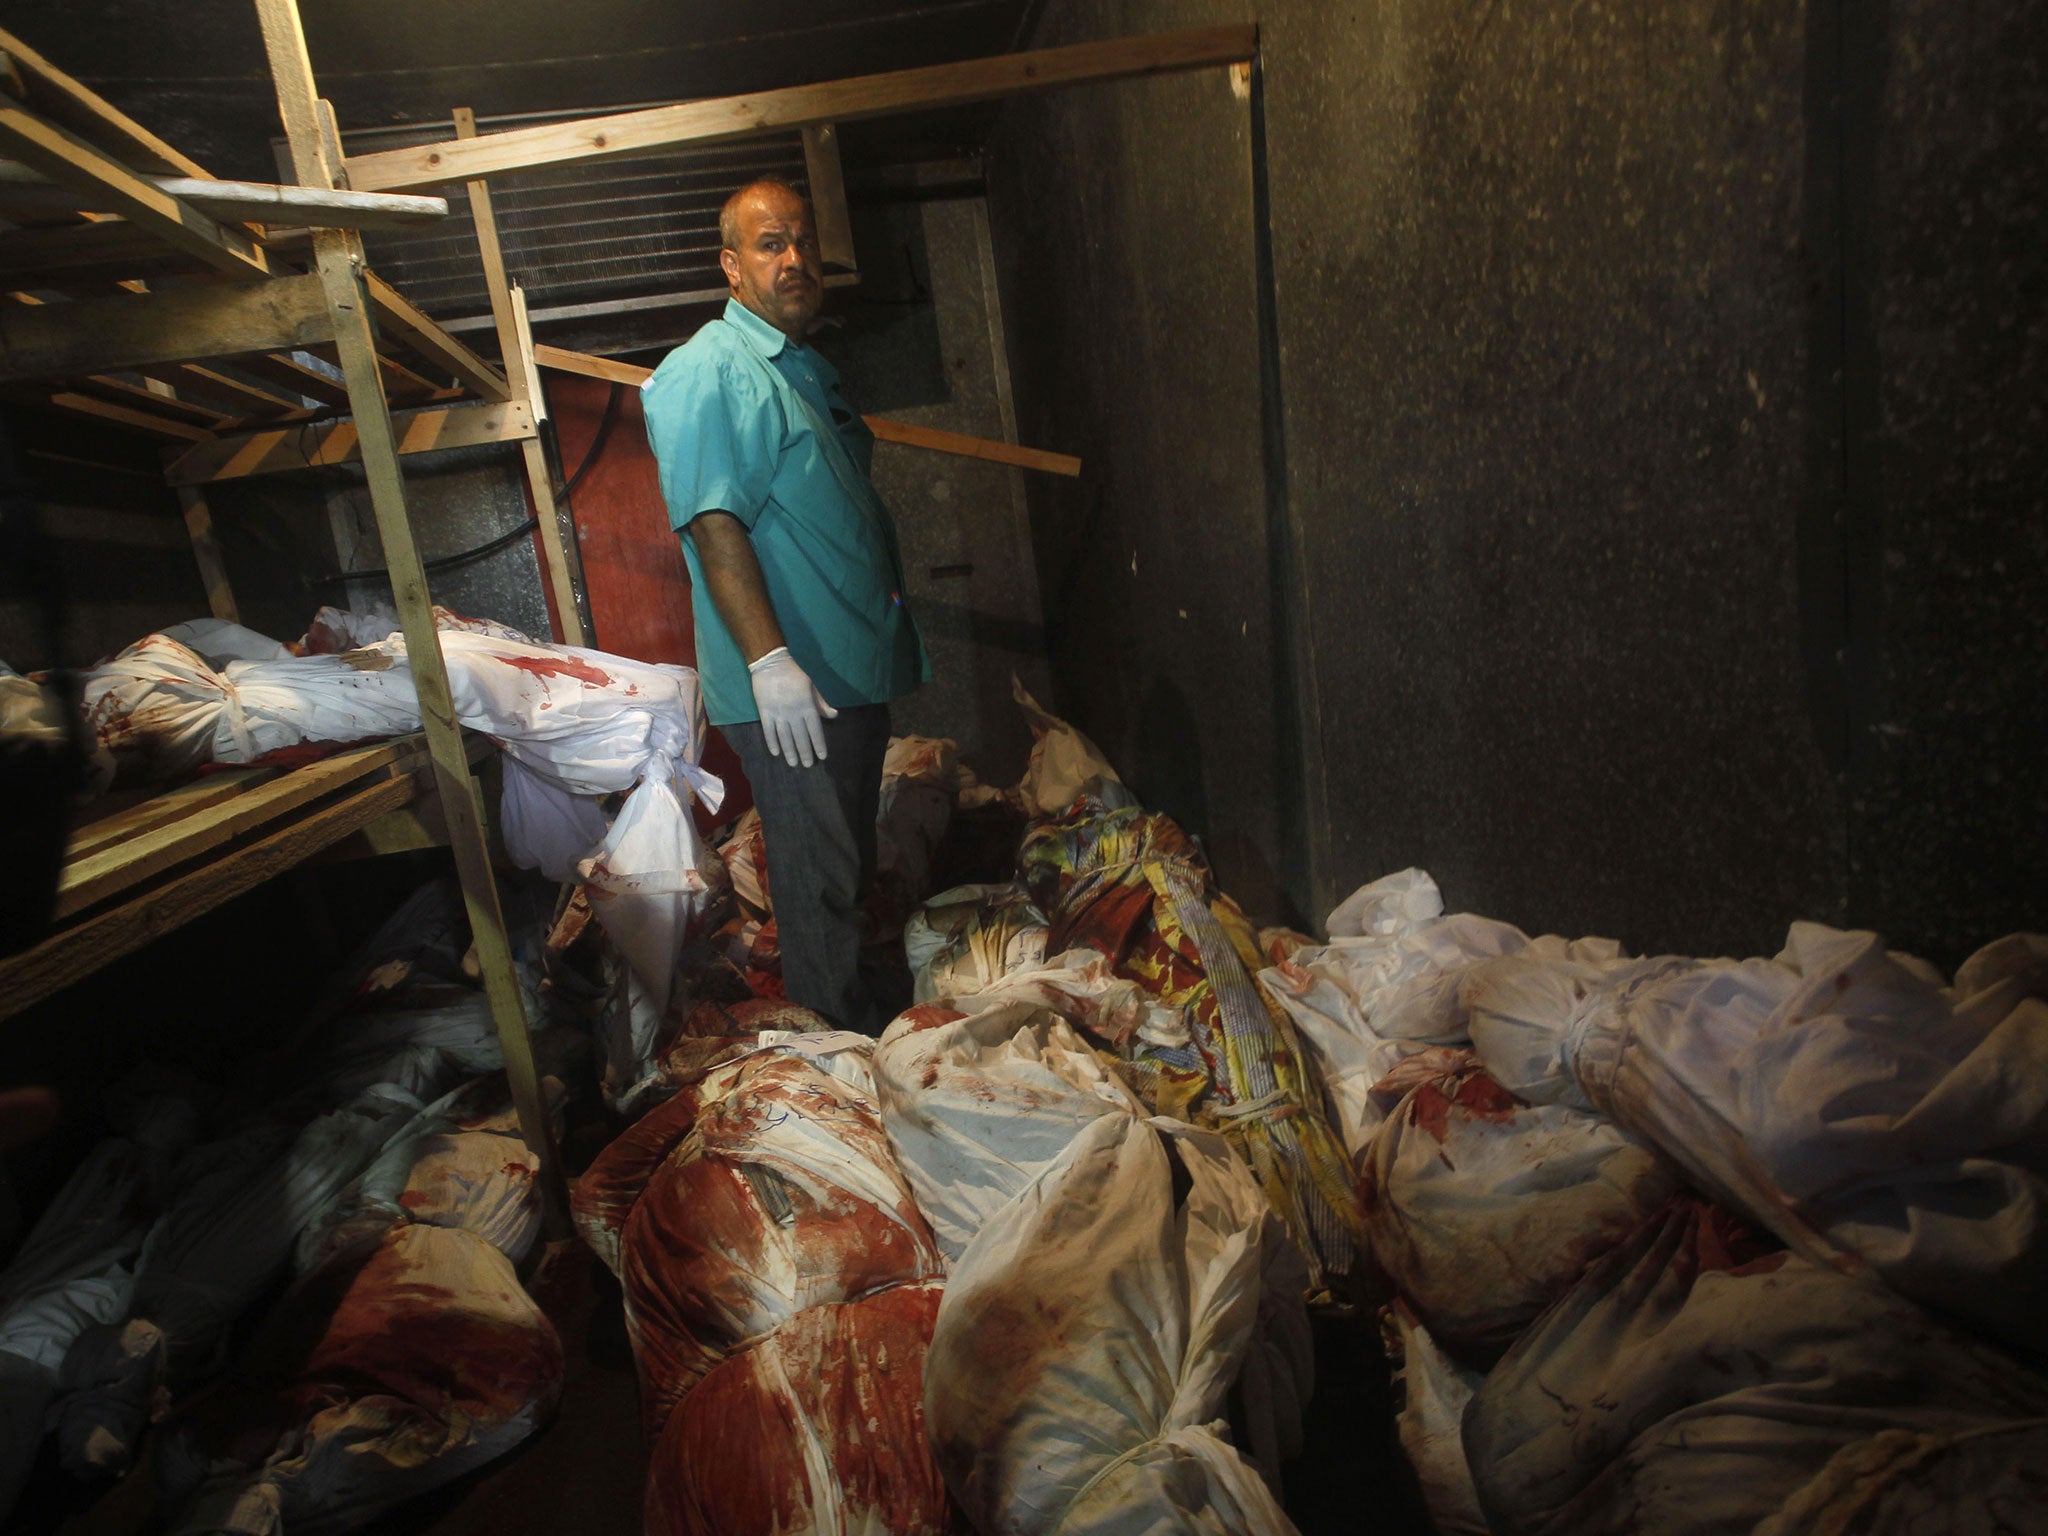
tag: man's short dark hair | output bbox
[719,178,807,253]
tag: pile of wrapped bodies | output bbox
[73,611,727,1110]
[1262,866,2048,1534]
[155,1073,563,1536]
[582,931,1318,1533]
[573,1029,956,1536]
[0,879,570,1532]
[872,965,1315,1536]
[1018,800,1366,1290]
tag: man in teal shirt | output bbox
[643,179,928,1032]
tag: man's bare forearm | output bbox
[689,510,785,664]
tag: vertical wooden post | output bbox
[801,123,857,273]
[253,0,567,1232]
[174,482,238,621]
[452,107,587,647]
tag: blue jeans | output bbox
[722,703,892,1033]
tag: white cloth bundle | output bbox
[1386,1302,1487,1536]
[78,619,728,1108]
[904,883,1051,1003]
[925,1114,1309,1536]
[1465,922,2048,1355]
[874,967,1157,1262]
[1358,1057,1679,1357]
[1261,869,1621,1156]
[1465,1199,2048,1536]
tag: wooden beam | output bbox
[176,481,238,619]
[0,272,331,380]
[75,373,237,428]
[374,350,454,404]
[515,287,584,644]
[454,106,586,645]
[306,340,453,404]
[866,415,1082,477]
[154,177,447,229]
[346,25,1261,192]
[260,0,562,1220]
[47,390,211,440]
[66,766,281,861]
[0,160,447,230]
[0,104,270,279]
[56,736,431,919]
[0,217,202,289]
[0,26,211,178]
[365,271,511,402]
[0,775,416,1022]
[145,362,301,417]
[532,342,649,388]
[231,348,350,407]
[801,124,856,273]
[533,342,1083,476]
[163,397,537,485]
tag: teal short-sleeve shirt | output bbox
[642,298,929,727]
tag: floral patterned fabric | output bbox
[1019,801,1365,1287]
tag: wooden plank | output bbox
[0,217,202,288]
[0,26,211,178]
[509,294,585,638]
[163,397,537,485]
[866,415,1082,477]
[508,284,547,423]
[800,124,857,273]
[64,766,281,859]
[76,373,236,428]
[456,106,585,647]
[365,271,511,403]
[0,162,445,231]
[451,108,520,353]
[0,775,416,1023]
[533,342,653,388]
[0,104,270,279]
[176,482,239,619]
[374,349,452,403]
[56,736,425,918]
[146,362,299,417]
[47,390,211,440]
[533,342,1083,475]
[0,272,331,380]
[346,25,1261,192]
[153,177,447,229]
[256,0,561,1220]
[231,348,350,406]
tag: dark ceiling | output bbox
[8,0,1046,182]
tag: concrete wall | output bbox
[828,190,1056,787]
[987,0,2047,961]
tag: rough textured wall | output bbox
[826,193,1055,788]
[1850,0,2048,958]
[986,53,1295,922]
[988,0,2047,961]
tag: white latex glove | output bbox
[747,646,838,767]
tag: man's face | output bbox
[720,187,823,342]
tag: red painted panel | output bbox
[549,372,751,823]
